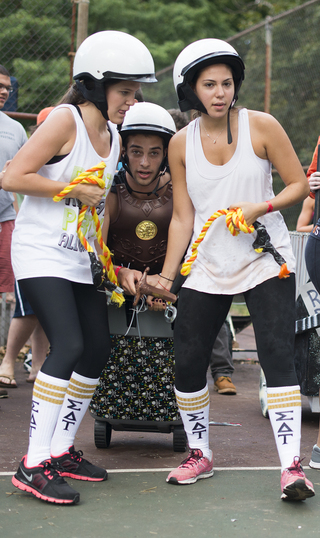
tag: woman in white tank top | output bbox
[157,39,314,502]
[2,31,157,506]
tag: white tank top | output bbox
[183,109,295,295]
[12,104,120,284]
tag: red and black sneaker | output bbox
[51,446,108,482]
[12,455,80,504]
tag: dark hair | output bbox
[167,108,189,131]
[56,83,87,106]
[0,64,10,77]
[56,78,125,107]
[134,88,144,102]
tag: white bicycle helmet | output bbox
[73,31,157,120]
[121,102,176,146]
[173,38,245,114]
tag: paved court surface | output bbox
[1,469,320,538]
[1,325,320,536]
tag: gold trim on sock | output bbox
[267,389,301,410]
[66,387,94,399]
[176,391,210,412]
[68,378,97,390]
[34,378,68,393]
[32,391,65,404]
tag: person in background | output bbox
[2,31,156,505]
[296,197,314,233]
[0,108,53,389]
[0,64,27,297]
[156,38,314,501]
[303,138,320,470]
[0,64,28,397]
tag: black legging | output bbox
[174,274,298,392]
[19,277,111,380]
[305,233,320,293]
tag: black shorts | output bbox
[13,280,34,318]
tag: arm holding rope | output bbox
[146,130,194,307]
[2,107,103,206]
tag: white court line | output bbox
[0,466,285,476]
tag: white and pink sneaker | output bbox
[166,449,214,485]
[281,457,315,501]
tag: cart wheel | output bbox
[94,420,112,448]
[259,368,269,419]
[173,425,187,452]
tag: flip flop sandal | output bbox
[0,375,17,388]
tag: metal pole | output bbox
[264,16,272,114]
[76,0,90,50]
[69,1,77,85]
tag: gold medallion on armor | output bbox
[135,220,158,240]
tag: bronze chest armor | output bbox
[108,183,173,274]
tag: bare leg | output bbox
[26,321,49,382]
[0,315,38,386]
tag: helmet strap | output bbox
[75,79,109,121]
[227,108,232,145]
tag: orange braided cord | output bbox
[77,206,92,252]
[181,207,255,276]
[52,162,106,202]
[53,162,124,305]
[91,206,118,286]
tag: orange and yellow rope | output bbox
[181,207,289,279]
[53,162,124,306]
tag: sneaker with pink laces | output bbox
[166,449,214,485]
[281,457,315,501]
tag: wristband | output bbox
[158,273,174,282]
[309,191,316,199]
[265,200,273,213]
[158,280,170,292]
[115,266,122,278]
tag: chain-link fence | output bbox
[1,0,319,229]
[143,0,320,231]
[0,0,75,123]
[1,0,320,344]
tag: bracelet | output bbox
[158,273,174,282]
[265,200,273,213]
[115,266,122,278]
[158,280,170,292]
[309,191,316,199]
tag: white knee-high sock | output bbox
[267,385,301,471]
[50,372,99,457]
[175,384,212,460]
[26,371,69,467]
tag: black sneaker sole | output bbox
[12,475,80,504]
[57,470,108,481]
[281,478,315,501]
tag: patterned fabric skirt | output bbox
[90,334,180,422]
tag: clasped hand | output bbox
[309,172,320,192]
[72,183,106,206]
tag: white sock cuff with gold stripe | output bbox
[174,385,210,412]
[66,371,99,399]
[33,371,69,405]
[267,385,301,410]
